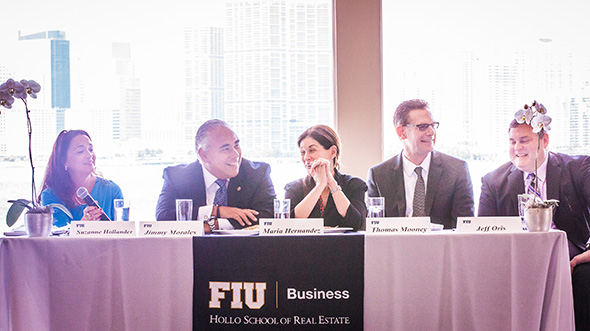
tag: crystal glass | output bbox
[114,199,131,221]
[367,197,385,218]
[176,199,193,221]
[274,199,291,219]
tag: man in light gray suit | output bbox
[367,99,474,229]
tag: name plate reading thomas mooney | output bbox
[70,221,136,237]
[366,217,431,235]
[259,218,324,235]
[456,217,523,233]
[138,221,204,237]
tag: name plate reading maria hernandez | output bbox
[259,218,324,236]
[70,221,136,237]
[138,221,204,237]
[366,217,431,235]
[456,217,523,233]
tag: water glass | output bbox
[367,197,385,218]
[114,199,131,221]
[517,194,529,231]
[274,199,291,219]
[176,199,193,221]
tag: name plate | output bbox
[71,221,136,237]
[138,221,204,237]
[259,218,324,235]
[366,217,431,234]
[456,217,523,233]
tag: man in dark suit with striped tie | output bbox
[155,119,276,231]
[478,119,590,330]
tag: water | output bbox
[368,206,384,218]
[115,207,130,222]
[274,212,290,219]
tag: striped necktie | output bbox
[413,166,426,217]
[526,173,541,199]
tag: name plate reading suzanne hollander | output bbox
[366,217,431,235]
[70,221,136,237]
[138,221,204,237]
[259,218,324,236]
[456,217,523,233]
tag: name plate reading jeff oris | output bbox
[259,218,324,235]
[138,221,204,237]
[456,217,523,233]
[70,221,136,237]
[366,217,431,235]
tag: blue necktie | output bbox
[214,179,228,206]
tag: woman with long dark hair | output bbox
[39,130,123,227]
[284,125,367,230]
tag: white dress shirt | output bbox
[402,152,432,217]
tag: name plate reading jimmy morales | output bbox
[366,217,431,234]
[259,218,324,235]
[456,216,523,233]
[138,221,204,237]
[70,221,136,237]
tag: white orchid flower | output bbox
[515,108,534,124]
[531,114,552,133]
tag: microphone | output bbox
[76,187,111,221]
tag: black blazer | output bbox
[155,158,276,228]
[367,151,474,229]
[479,152,590,251]
[284,171,368,230]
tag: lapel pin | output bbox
[237,186,241,191]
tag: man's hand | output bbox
[218,206,259,226]
[570,250,590,273]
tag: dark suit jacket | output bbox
[479,152,590,251]
[367,151,474,229]
[155,158,276,228]
[284,170,368,230]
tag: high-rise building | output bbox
[183,27,224,142]
[18,30,71,136]
[112,42,142,141]
[223,0,333,158]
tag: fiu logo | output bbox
[76,223,85,228]
[209,282,267,309]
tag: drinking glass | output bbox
[367,197,385,218]
[114,199,131,221]
[176,199,193,221]
[274,199,291,219]
[518,194,529,231]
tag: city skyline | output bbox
[1,0,589,161]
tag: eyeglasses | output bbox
[404,122,439,131]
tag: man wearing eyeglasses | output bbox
[367,99,474,229]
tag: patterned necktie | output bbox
[213,179,228,206]
[526,173,541,198]
[413,166,426,217]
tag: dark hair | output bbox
[297,125,342,170]
[39,130,93,208]
[394,99,430,127]
[195,119,232,152]
[509,119,546,138]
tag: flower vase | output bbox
[25,212,53,237]
[524,207,552,232]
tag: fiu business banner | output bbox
[193,235,364,330]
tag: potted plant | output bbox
[514,100,559,231]
[1,78,72,236]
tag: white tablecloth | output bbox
[364,230,574,330]
[0,237,193,331]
